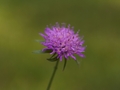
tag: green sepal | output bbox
[32,50,42,54]
[75,59,80,65]
[63,58,67,71]
[49,53,56,58]
[47,54,59,62]
[32,49,53,54]
[47,56,59,62]
[43,49,52,53]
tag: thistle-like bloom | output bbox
[40,23,86,61]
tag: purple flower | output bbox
[40,23,86,61]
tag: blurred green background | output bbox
[0,0,120,90]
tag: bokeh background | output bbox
[0,0,120,90]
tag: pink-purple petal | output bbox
[40,23,86,61]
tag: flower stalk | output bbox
[46,60,59,90]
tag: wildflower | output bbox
[40,23,86,61]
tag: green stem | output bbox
[46,60,59,90]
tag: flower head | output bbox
[40,23,86,61]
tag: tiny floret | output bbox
[40,23,86,61]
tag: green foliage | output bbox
[63,58,67,71]
[0,0,120,90]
